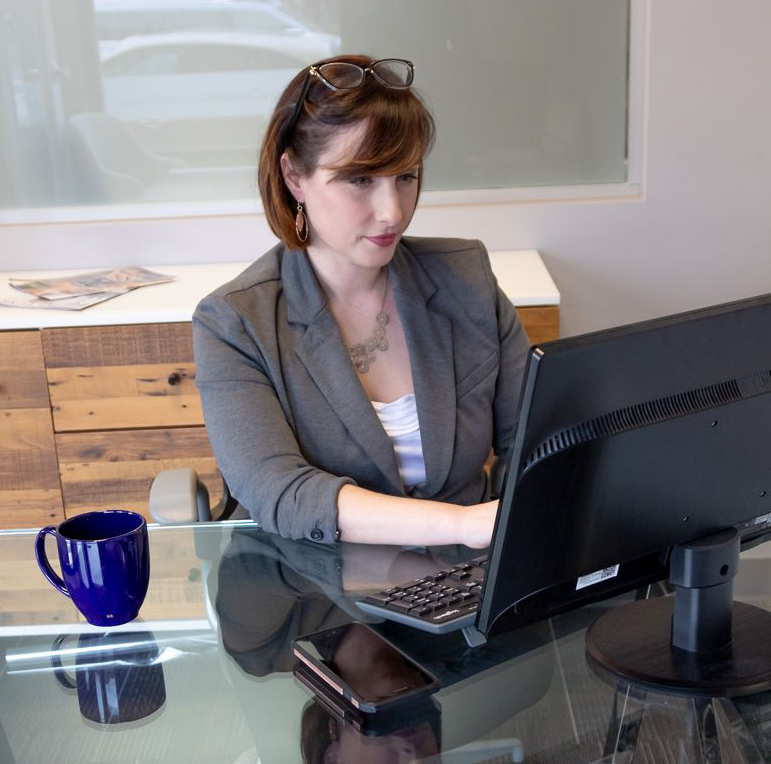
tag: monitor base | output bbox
[586,597,771,697]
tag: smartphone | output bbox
[292,621,440,714]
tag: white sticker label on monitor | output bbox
[753,512,771,526]
[576,565,620,591]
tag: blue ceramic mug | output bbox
[35,510,150,626]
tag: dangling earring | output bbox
[295,201,308,243]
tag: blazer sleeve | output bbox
[193,294,355,544]
[480,249,532,462]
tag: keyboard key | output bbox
[363,593,393,606]
[386,599,413,613]
[449,571,472,581]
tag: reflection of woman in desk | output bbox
[194,55,530,549]
[300,695,440,764]
[214,529,552,764]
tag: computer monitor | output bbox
[474,292,771,695]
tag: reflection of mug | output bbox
[52,631,166,725]
[35,510,150,626]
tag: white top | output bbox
[0,250,559,330]
[372,394,427,490]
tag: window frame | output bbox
[0,0,647,238]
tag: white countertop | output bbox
[0,250,559,330]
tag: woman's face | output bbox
[332,720,439,764]
[285,122,420,271]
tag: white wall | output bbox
[2,0,770,337]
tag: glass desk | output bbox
[1,521,770,764]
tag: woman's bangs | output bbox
[330,104,430,178]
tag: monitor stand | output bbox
[585,528,771,696]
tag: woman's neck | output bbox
[305,248,386,306]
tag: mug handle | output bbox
[51,633,77,691]
[34,527,69,597]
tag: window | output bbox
[0,0,632,216]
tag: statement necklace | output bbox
[348,269,389,374]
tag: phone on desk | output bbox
[292,621,440,716]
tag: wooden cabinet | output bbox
[43,323,222,522]
[0,309,558,530]
[516,306,559,345]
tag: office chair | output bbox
[149,468,242,524]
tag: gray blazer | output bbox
[193,237,530,543]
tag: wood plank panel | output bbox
[52,392,204,432]
[518,306,560,344]
[47,363,198,400]
[47,362,203,431]
[57,427,222,520]
[0,406,65,528]
[42,322,194,368]
[0,409,61,488]
[0,330,50,408]
[0,489,64,529]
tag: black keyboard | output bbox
[356,557,488,634]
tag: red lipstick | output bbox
[365,234,397,247]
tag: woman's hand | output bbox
[456,500,499,549]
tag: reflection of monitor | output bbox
[473,293,771,694]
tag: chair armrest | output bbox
[149,468,211,524]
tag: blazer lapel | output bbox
[284,250,404,494]
[391,245,457,497]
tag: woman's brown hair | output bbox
[258,54,435,250]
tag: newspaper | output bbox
[1,267,175,311]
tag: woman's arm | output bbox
[195,289,497,547]
[337,485,497,548]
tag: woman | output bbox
[193,55,530,547]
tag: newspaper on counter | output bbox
[1,267,175,310]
